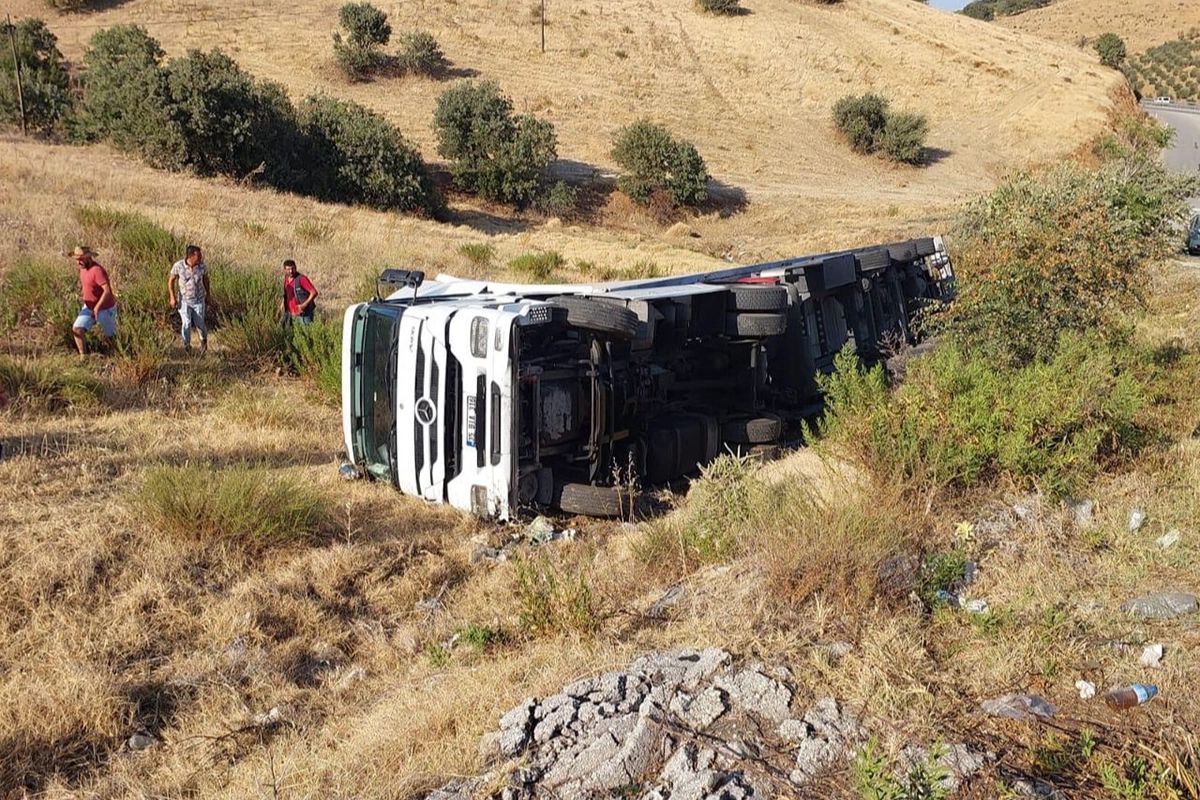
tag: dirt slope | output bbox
[996,0,1200,53]
[7,0,1121,258]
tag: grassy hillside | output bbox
[6,0,1121,260]
[997,0,1200,53]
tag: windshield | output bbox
[358,304,402,484]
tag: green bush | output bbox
[164,49,299,180]
[338,2,391,47]
[942,156,1196,366]
[0,255,77,336]
[513,553,601,637]
[509,251,564,280]
[1095,33,1127,68]
[0,17,71,135]
[138,462,329,549]
[534,180,580,218]
[297,94,441,214]
[74,26,179,161]
[395,30,447,77]
[879,111,928,165]
[816,339,1148,497]
[696,0,741,14]
[281,318,342,400]
[833,93,927,163]
[333,3,391,80]
[611,119,709,207]
[457,242,494,267]
[832,93,889,154]
[0,356,104,413]
[433,80,557,207]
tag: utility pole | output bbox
[5,15,25,136]
[540,0,545,53]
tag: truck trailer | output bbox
[341,237,954,519]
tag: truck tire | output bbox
[723,284,788,311]
[725,312,786,338]
[556,483,633,518]
[722,413,782,444]
[547,296,639,339]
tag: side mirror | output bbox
[375,269,426,301]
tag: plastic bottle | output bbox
[1103,684,1158,710]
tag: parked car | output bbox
[1188,214,1200,256]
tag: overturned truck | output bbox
[341,237,954,518]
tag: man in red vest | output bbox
[280,259,319,325]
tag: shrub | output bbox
[1095,33,1127,68]
[816,339,1148,497]
[297,94,441,214]
[0,17,71,134]
[0,255,77,336]
[534,180,579,218]
[137,462,329,549]
[611,119,709,208]
[696,0,741,14]
[396,30,447,77]
[943,156,1196,366]
[208,267,287,367]
[163,49,299,180]
[433,80,557,207]
[457,242,495,267]
[509,251,564,280]
[339,2,391,47]
[879,111,928,164]
[74,26,179,161]
[0,356,104,413]
[832,93,927,164]
[281,318,342,400]
[513,553,601,637]
[333,2,391,80]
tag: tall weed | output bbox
[0,357,104,413]
[513,552,601,637]
[0,256,77,339]
[137,462,330,549]
[282,318,342,400]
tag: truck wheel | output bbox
[725,312,786,338]
[556,483,633,518]
[547,296,639,339]
[724,284,788,311]
[722,413,782,444]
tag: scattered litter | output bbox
[962,561,980,587]
[416,582,450,612]
[127,732,157,751]
[963,599,990,615]
[647,585,686,619]
[470,545,506,564]
[526,515,556,541]
[253,707,283,728]
[1069,498,1095,527]
[934,590,961,608]
[1121,592,1198,619]
[1139,644,1164,669]
[1128,510,1147,532]
[980,693,1057,720]
[1156,529,1181,549]
[1075,680,1096,700]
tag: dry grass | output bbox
[996,0,1200,54]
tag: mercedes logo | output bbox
[416,397,437,425]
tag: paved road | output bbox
[1140,101,1200,208]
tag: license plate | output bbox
[466,395,477,448]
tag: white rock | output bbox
[1075,680,1096,699]
[1128,510,1147,532]
[1156,529,1181,549]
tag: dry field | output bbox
[4,0,1200,798]
[997,0,1200,54]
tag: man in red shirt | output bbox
[70,246,118,356]
[280,259,318,325]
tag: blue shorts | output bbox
[74,305,118,337]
